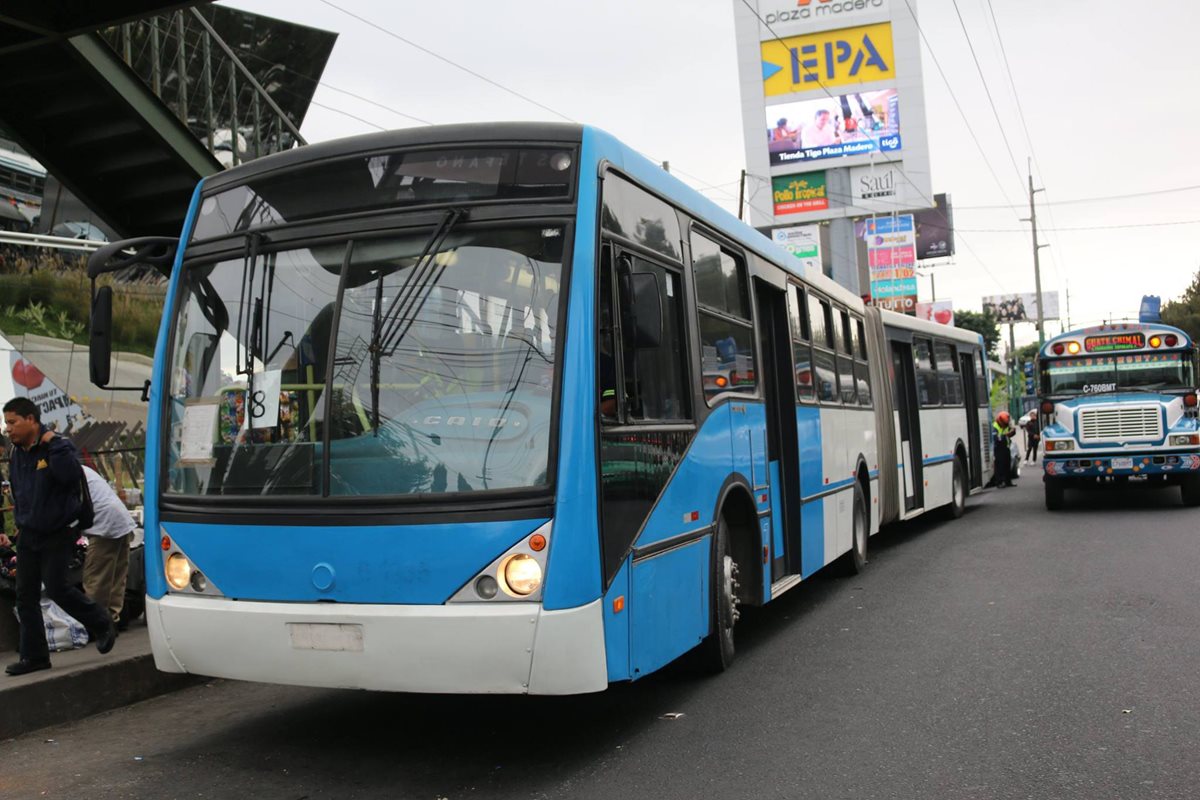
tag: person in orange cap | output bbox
[992,411,1017,488]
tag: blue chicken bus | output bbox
[1038,323,1200,509]
[87,123,988,693]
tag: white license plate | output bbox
[287,623,364,652]
[1111,457,1134,469]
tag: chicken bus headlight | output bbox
[165,552,193,590]
[501,554,543,596]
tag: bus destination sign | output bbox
[1084,333,1145,353]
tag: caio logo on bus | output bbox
[761,21,895,96]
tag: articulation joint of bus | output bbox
[1038,324,1200,509]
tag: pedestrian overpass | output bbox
[0,2,321,237]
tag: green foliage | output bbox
[990,372,1008,413]
[4,301,86,340]
[955,309,1001,359]
[1014,342,1039,365]
[1161,268,1200,342]
[0,269,163,357]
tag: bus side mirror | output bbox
[628,272,662,349]
[90,285,113,387]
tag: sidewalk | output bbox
[0,620,197,740]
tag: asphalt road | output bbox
[5,471,1200,800]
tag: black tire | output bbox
[119,590,145,628]
[1182,474,1200,507]
[841,482,868,575]
[1045,480,1066,511]
[947,458,967,519]
[696,515,740,673]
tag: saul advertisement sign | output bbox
[849,162,909,212]
[772,172,829,214]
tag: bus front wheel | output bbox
[1045,480,1066,511]
[946,458,967,519]
[1181,474,1200,507]
[697,515,740,673]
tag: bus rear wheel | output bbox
[1181,474,1200,507]
[697,515,740,673]
[840,483,868,575]
[1045,480,1066,511]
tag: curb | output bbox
[0,652,199,740]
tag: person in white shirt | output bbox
[81,466,137,629]
[800,109,840,149]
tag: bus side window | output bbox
[836,308,856,404]
[692,231,756,402]
[611,252,691,423]
[789,285,815,402]
[914,336,940,406]
[853,316,871,406]
[598,246,619,421]
[935,341,962,406]
[975,351,989,407]
[809,294,838,403]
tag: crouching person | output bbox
[3,397,116,676]
[81,465,137,632]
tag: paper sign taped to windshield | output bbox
[179,400,219,464]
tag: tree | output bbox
[955,309,1000,359]
[1161,268,1200,342]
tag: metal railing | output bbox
[100,8,307,168]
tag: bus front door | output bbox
[960,351,983,489]
[891,341,924,511]
[755,281,802,581]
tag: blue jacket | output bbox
[8,426,84,539]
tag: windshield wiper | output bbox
[367,207,468,432]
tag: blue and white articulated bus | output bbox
[86,123,989,694]
[1038,323,1200,509]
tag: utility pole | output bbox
[1021,158,1048,346]
[737,169,746,223]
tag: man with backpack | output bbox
[2,397,115,676]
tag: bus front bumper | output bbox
[146,594,608,695]
[1044,453,1200,479]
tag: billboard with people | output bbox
[982,292,1061,323]
[765,89,901,167]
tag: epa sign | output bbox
[761,22,895,96]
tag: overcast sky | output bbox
[225,0,1200,350]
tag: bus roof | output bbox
[197,122,860,311]
[880,307,985,349]
[1041,322,1192,358]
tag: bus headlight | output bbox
[1170,434,1200,446]
[165,552,193,590]
[501,554,543,597]
[1046,440,1075,451]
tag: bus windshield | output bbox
[1041,351,1195,396]
[167,224,565,498]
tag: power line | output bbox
[958,218,1200,233]
[948,0,1026,193]
[955,182,1200,210]
[317,0,576,124]
[898,0,1021,219]
[983,0,1063,288]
